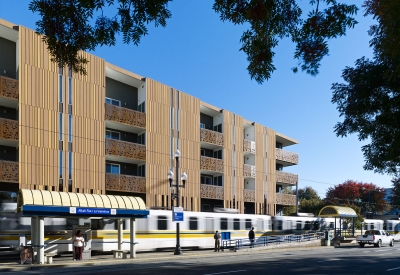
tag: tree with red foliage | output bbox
[325,180,387,215]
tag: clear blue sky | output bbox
[0,0,393,198]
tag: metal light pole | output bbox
[167,149,187,256]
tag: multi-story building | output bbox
[0,19,298,216]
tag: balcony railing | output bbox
[105,138,146,161]
[105,173,146,193]
[243,139,255,154]
[0,76,18,100]
[276,148,299,165]
[200,184,224,200]
[243,164,255,178]
[0,118,18,141]
[200,156,224,173]
[244,189,255,202]
[276,171,298,185]
[105,103,146,129]
[0,160,18,183]
[276,193,296,206]
[200,128,223,147]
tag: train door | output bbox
[257,219,263,232]
[287,220,292,232]
[206,217,214,233]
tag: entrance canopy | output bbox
[318,206,357,218]
[16,189,149,218]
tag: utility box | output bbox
[72,225,92,260]
[221,232,231,241]
[324,230,331,246]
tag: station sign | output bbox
[172,206,184,223]
[70,207,116,215]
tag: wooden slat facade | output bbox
[5,20,299,215]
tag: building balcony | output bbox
[105,138,146,162]
[244,189,255,202]
[276,193,296,206]
[0,160,18,183]
[200,184,224,200]
[200,156,224,173]
[243,164,255,178]
[105,103,146,129]
[0,76,18,101]
[276,148,298,165]
[105,173,146,193]
[276,171,298,185]
[200,128,223,147]
[243,139,255,154]
[0,118,18,144]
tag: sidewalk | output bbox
[0,239,326,273]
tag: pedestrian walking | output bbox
[73,230,85,260]
[214,230,221,252]
[248,227,255,248]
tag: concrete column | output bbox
[38,217,44,264]
[31,217,37,262]
[130,218,136,258]
[118,219,123,257]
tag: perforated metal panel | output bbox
[17,189,147,211]
[318,206,357,218]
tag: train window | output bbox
[277,221,283,230]
[313,221,319,230]
[296,221,302,230]
[234,219,240,230]
[305,221,311,230]
[371,223,374,230]
[388,222,393,231]
[364,223,368,230]
[157,216,168,230]
[220,218,228,230]
[329,222,334,229]
[189,217,198,230]
[245,219,252,230]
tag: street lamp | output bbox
[167,149,187,255]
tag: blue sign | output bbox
[70,207,116,215]
[172,206,184,223]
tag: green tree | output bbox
[297,186,320,201]
[389,178,400,210]
[299,199,325,216]
[332,0,400,175]
[29,0,358,82]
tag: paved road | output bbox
[3,245,400,274]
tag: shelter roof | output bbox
[16,189,148,218]
[318,206,357,218]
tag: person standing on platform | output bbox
[249,227,255,248]
[73,230,85,260]
[214,230,221,252]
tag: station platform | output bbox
[0,239,326,273]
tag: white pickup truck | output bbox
[356,230,394,248]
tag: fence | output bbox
[221,232,324,251]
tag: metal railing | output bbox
[221,232,324,251]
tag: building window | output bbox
[213,176,223,186]
[276,164,283,171]
[138,133,145,145]
[138,102,145,113]
[106,130,120,140]
[68,77,72,105]
[276,142,283,149]
[59,113,63,141]
[68,151,72,180]
[59,151,63,178]
[105,97,121,106]
[106,163,120,174]
[200,123,205,129]
[68,115,72,142]
[213,124,222,133]
[200,149,205,156]
[201,175,213,185]
[59,74,63,103]
[213,150,222,159]
[138,165,145,177]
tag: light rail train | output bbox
[0,203,398,254]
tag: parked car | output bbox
[356,230,394,248]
